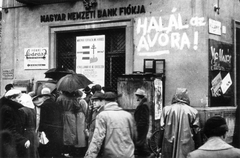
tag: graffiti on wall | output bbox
[136,10,206,56]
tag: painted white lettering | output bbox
[147,33,159,47]
[180,32,190,49]
[137,18,147,35]
[137,36,149,51]
[158,33,169,46]
[171,33,180,49]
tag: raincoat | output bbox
[84,102,136,158]
[160,88,200,158]
[57,93,87,146]
[57,94,78,145]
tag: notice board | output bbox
[209,39,233,106]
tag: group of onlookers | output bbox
[1,83,240,158]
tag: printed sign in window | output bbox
[76,35,105,86]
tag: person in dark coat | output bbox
[0,89,30,157]
[232,105,240,148]
[0,129,18,158]
[18,93,39,158]
[34,87,64,158]
[187,116,240,158]
[134,88,151,157]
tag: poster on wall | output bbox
[209,39,232,71]
[76,35,105,86]
[209,39,233,106]
[24,47,49,70]
[154,78,163,120]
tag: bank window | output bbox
[209,39,234,107]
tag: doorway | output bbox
[56,28,126,91]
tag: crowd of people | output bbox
[1,82,240,158]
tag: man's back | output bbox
[85,101,136,158]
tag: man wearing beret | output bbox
[187,116,240,158]
[84,92,136,158]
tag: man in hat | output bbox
[84,92,136,158]
[187,116,240,158]
[134,88,152,157]
[85,91,105,145]
[160,88,200,158]
[0,89,30,157]
[33,87,64,158]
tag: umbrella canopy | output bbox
[44,66,73,80]
[57,73,92,93]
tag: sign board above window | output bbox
[16,0,79,5]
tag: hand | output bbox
[25,140,30,148]
[84,129,89,137]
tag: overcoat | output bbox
[84,102,136,158]
[160,88,200,158]
[19,107,39,158]
[134,97,150,148]
[57,94,78,145]
[38,97,64,156]
[0,97,28,157]
[187,137,240,158]
[233,105,240,148]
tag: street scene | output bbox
[1,0,240,158]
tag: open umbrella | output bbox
[44,66,73,81]
[57,73,92,93]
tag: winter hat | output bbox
[135,88,146,97]
[204,116,228,138]
[5,89,22,98]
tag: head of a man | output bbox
[5,84,14,92]
[103,92,117,102]
[203,116,229,138]
[91,91,104,109]
[5,89,22,102]
[135,88,146,102]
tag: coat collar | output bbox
[199,136,233,150]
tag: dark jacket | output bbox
[38,97,64,157]
[134,97,150,154]
[0,97,28,157]
[233,105,240,148]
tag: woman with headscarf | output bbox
[159,88,200,158]
[18,93,39,158]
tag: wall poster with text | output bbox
[76,35,105,86]
[209,39,233,106]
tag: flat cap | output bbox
[91,91,104,100]
[103,92,117,101]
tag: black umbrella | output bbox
[44,66,73,81]
[57,73,92,93]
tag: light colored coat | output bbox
[187,137,240,158]
[84,102,136,158]
[160,88,200,158]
